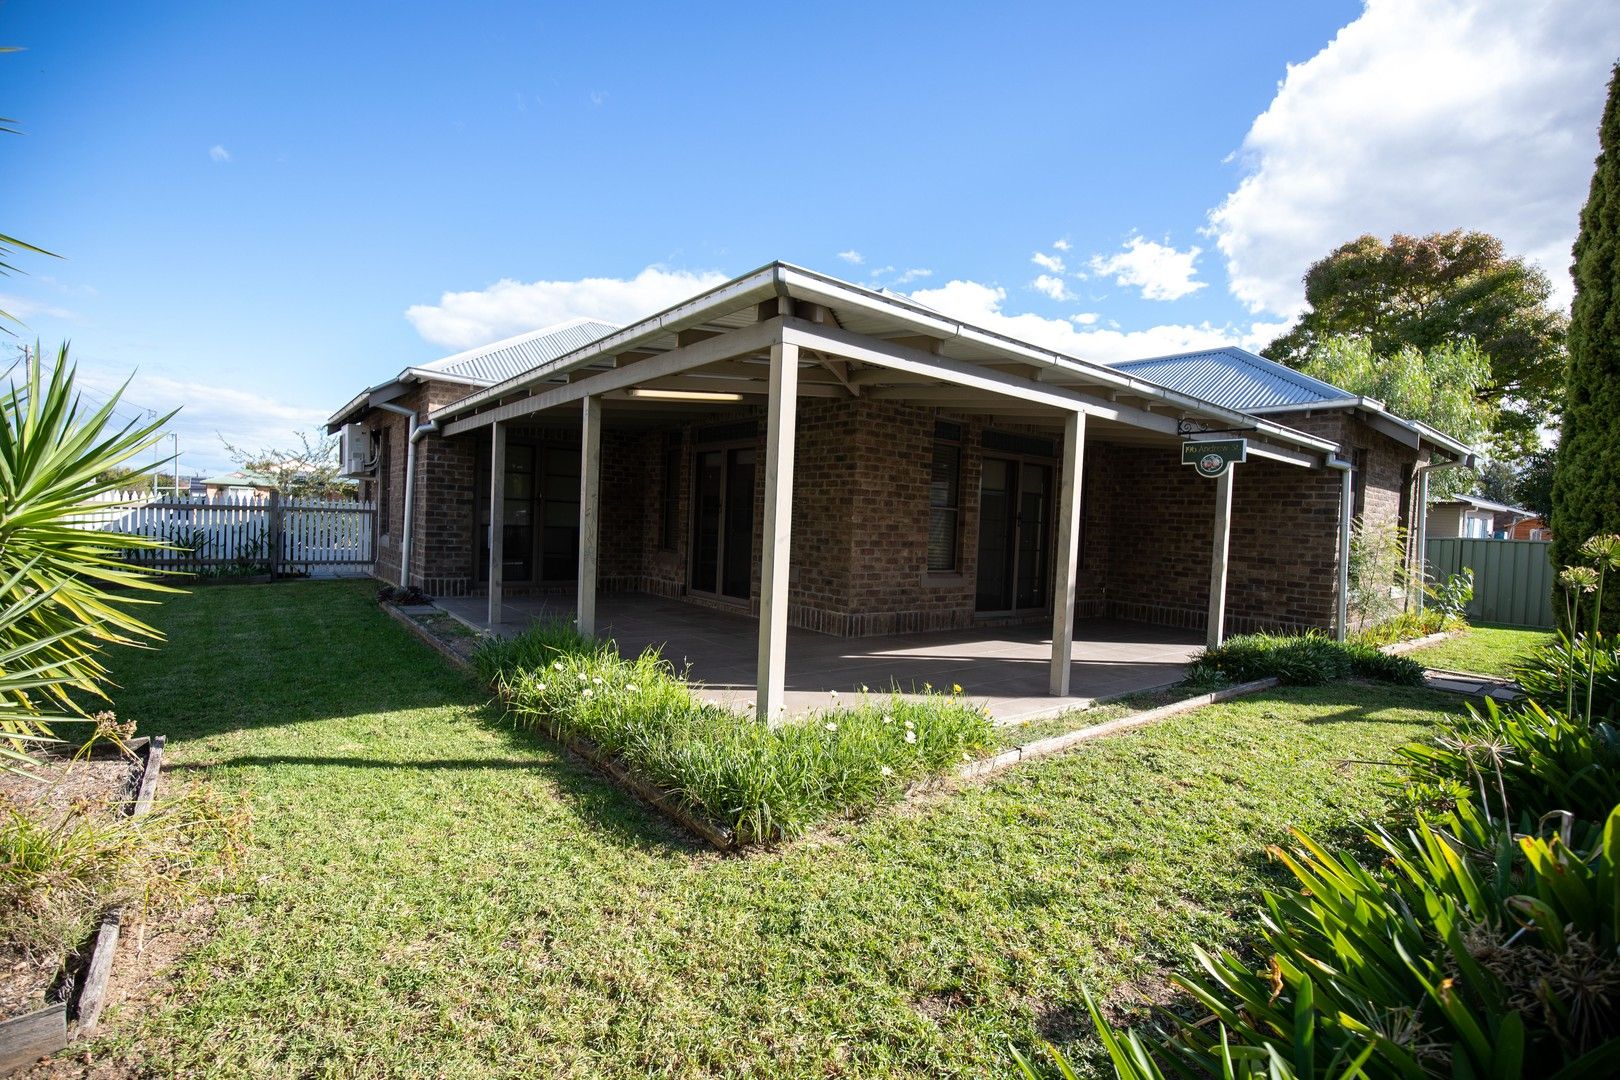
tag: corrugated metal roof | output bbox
[417,318,620,385]
[1111,347,1350,411]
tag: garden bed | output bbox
[0,737,163,1074]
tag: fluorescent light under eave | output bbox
[627,388,746,402]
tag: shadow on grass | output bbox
[101,579,711,857]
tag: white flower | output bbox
[582,688,594,698]
[626,683,639,693]
[962,752,971,761]
[824,721,838,732]
[882,714,894,724]
[904,731,916,744]
[828,689,839,700]
[904,717,915,729]
[592,676,603,686]
[536,683,547,691]
[880,765,894,777]
[577,672,588,682]
[552,660,564,671]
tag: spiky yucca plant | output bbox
[0,343,176,768]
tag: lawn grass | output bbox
[1407,623,1554,677]
[85,580,1462,1078]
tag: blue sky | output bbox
[3,1,1617,473]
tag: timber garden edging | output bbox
[0,736,165,1076]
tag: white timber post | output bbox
[756,337,799,721]
[1413,468,1430,614]
[1049,409,1087,696]
[578,395,602,638]
[1206,468,1234,649]
[488,421,506,628]
[1335,465,1354,642]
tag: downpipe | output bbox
[373,403,440,588]
[1326,456,1353,642]
[1409,454,1474,613]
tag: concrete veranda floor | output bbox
[436,592,1202,723]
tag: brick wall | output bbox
[393,391,1424,639]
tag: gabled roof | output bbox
[1112,347,1350,411]
[328,318,621,428]
[1112,345,1476,461]
[411,318,620,386]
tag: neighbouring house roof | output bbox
[1431,494,1533,517]
[201,469,275,489]
[1111,347,1351,411]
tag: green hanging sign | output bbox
[1181,438,1247,478]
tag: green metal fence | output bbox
[1424,537,1555,628]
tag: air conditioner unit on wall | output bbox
[339,423,376,477]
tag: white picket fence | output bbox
[74,490,375,575]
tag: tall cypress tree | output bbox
[1552,63,1620,631]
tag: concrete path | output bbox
[435,592,1201,724]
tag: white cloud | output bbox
[836,250,864,265]
[1052,239,1071,252]
[73,365,329,474]
[404,266,731,349]
[1087,235,1207,301]
[1209,0,1620,315]
[208,144,231,163]
[1030,274,1073,301]
[892,267,932,284]
[1031,250,1066,273]
[0,293,78,322]
[908,278,1274,365]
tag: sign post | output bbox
[1182,438,1247,648]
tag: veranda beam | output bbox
[1207,468,1234,649]
[438,318,783,436]
[578,395,602,638]
[1049,410,1087,696]
[756,338,799,721]
[488,421,506,628]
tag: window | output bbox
[377,427,392,537]
[660,442,681,550]
[1351,447,1369,519]
[928,420,962,573]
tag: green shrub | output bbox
[1398,696,1620,825]
[1350,607,1448,647]
[1188,631,1421,688]
[1104,801,1620,1077]
[475,621,994,844]
[1514,630,1620,722]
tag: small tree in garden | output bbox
[1553,62,1620,634]
[0,345,174,770]
[220,429,350,499]
[1300,334,1492,499]
[1345,516,1407,627]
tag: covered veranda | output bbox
[429,263,1344,721]
[436,591,1203,723]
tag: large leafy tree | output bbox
[1552,63,1620,633]
[1299,335,1494,499]
[1266,230,1569,460]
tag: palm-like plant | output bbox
[0,344,175,768]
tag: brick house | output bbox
[329,263,1473,717]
